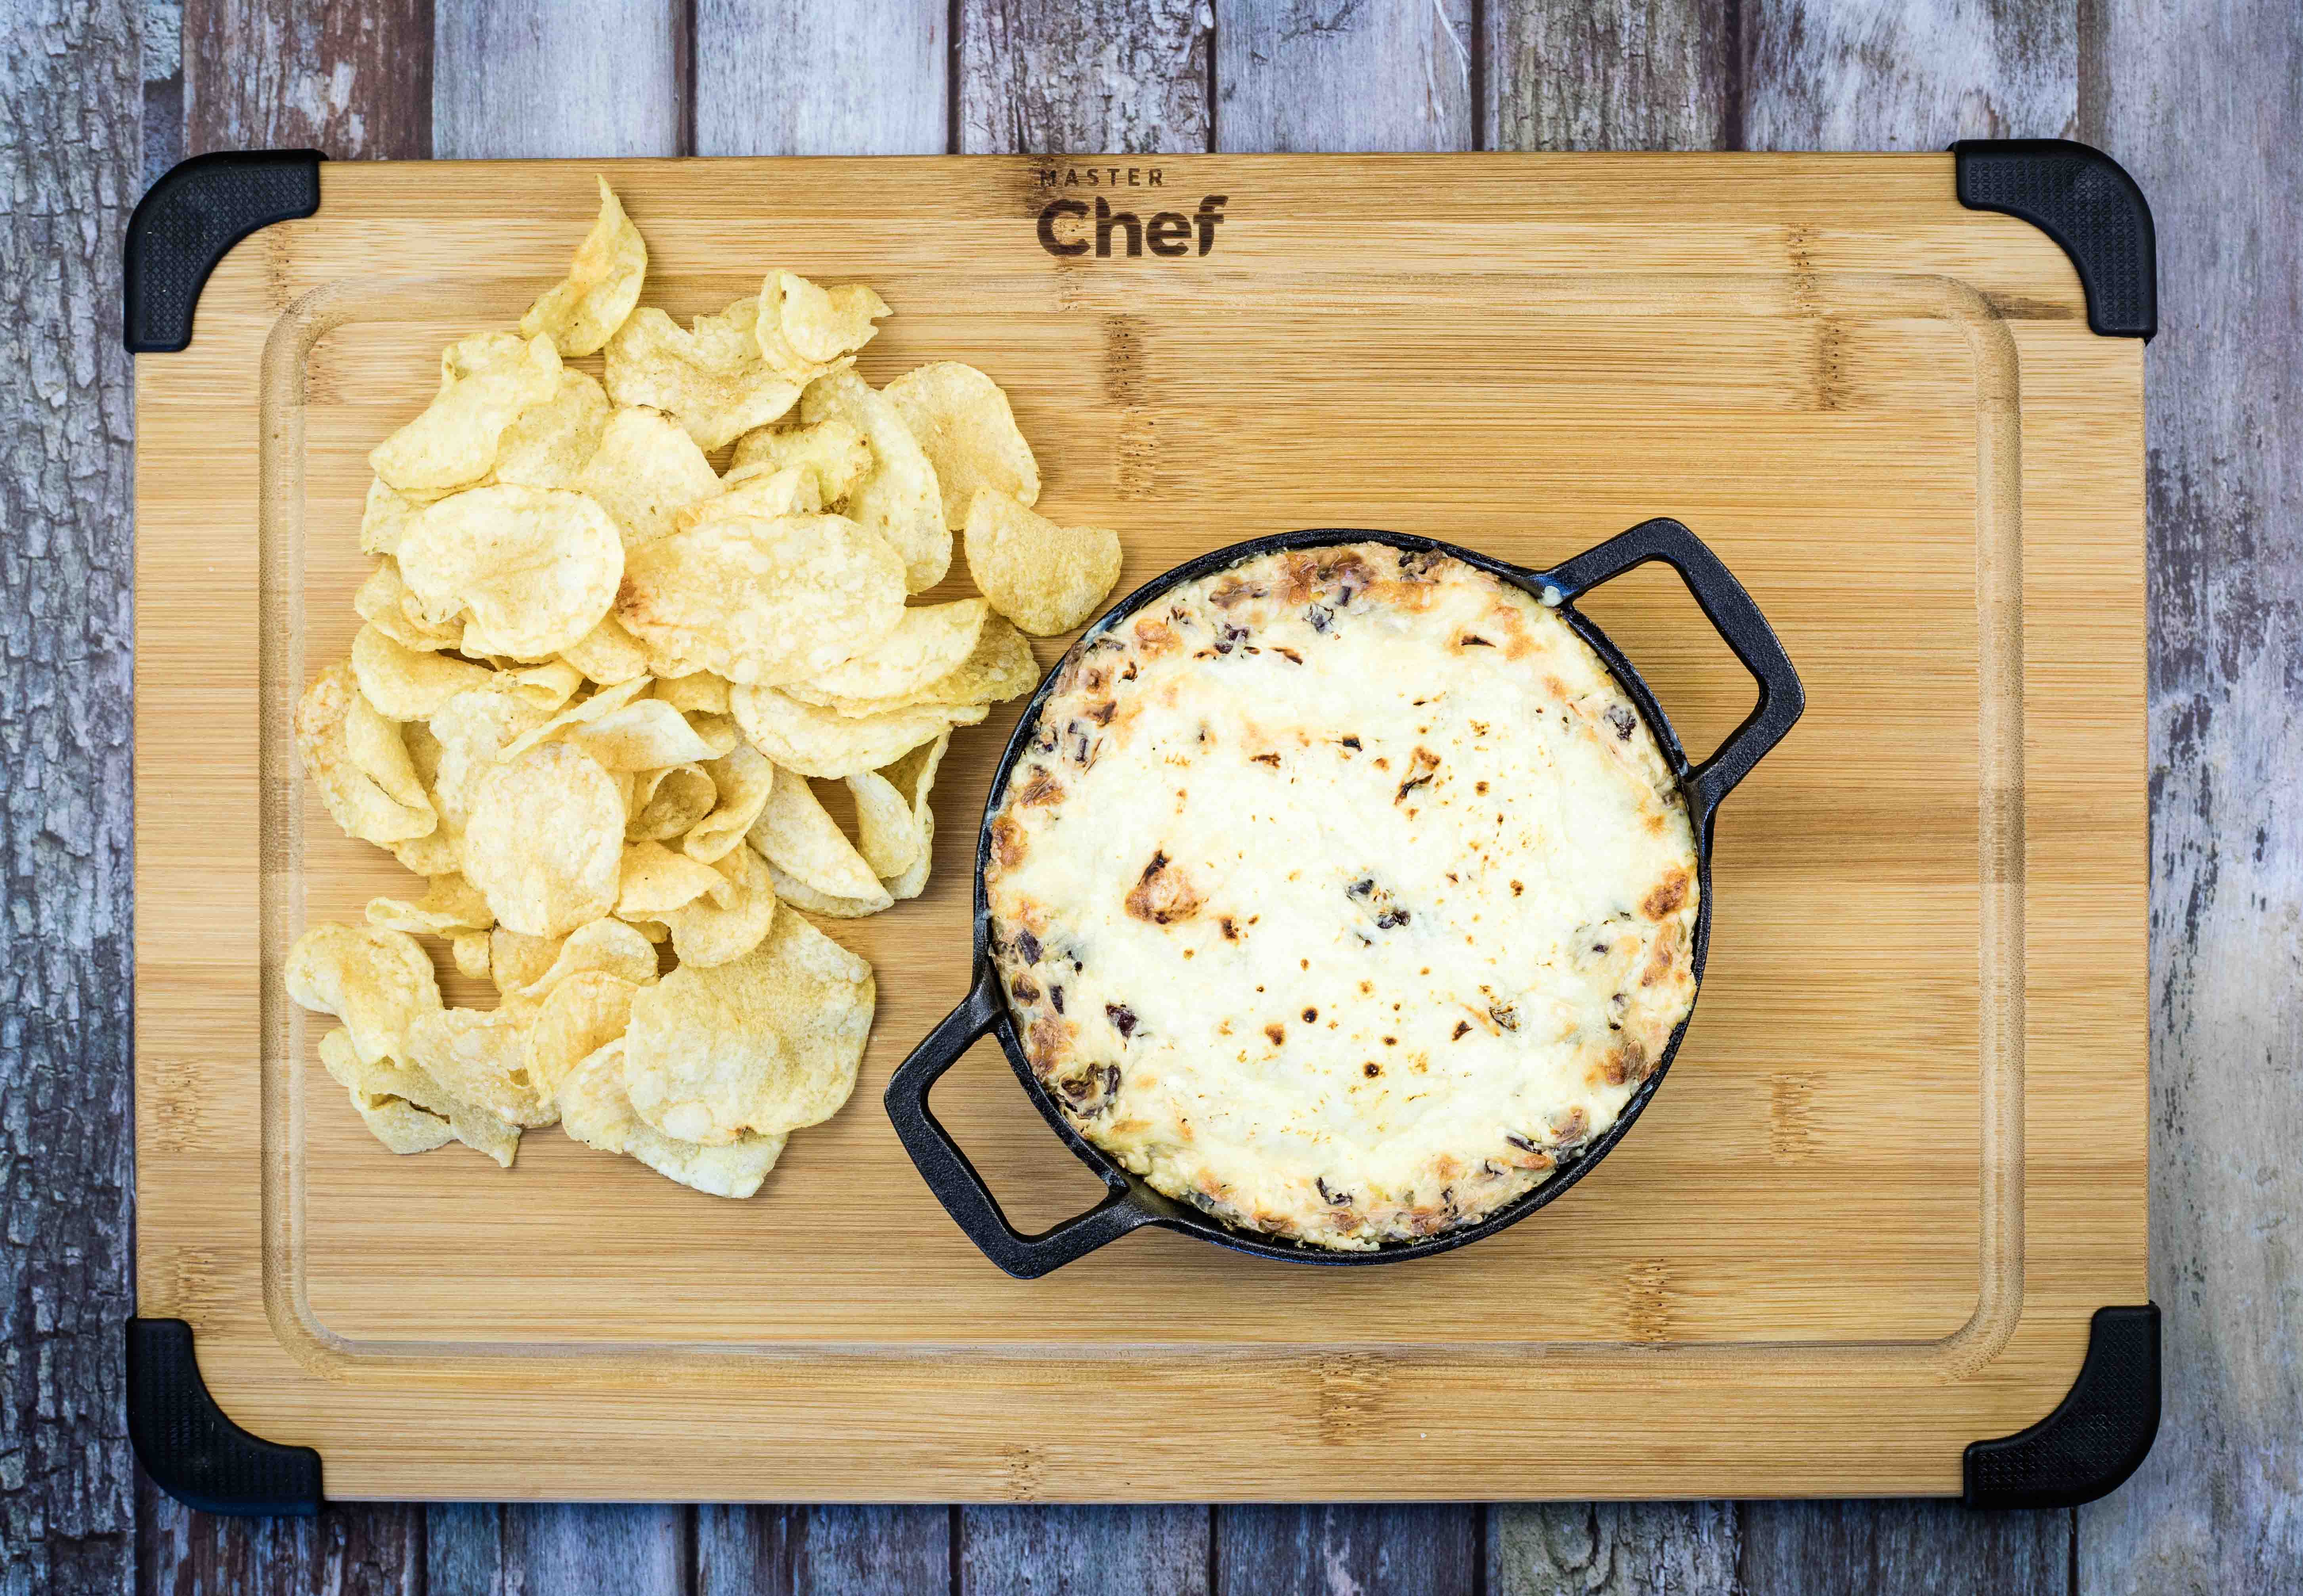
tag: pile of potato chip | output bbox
[287,178,1124,1198]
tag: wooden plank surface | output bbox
[2080,0,2303,1586]
[0,0,2290,1589]
[0,6,145,1596]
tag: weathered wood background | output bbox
[1,0,2294,1590]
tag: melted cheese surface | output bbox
[985,545,1699,1248]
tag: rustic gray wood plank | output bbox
[137,1480,422,1596]
[1216,1504,1478,1596]
[1739,1501,2070,1596]
[696,1504,952,1595]
[143,0,184,190]
[1214,0,1474,152]
[1743,0,2078,148]
[696,0,946,157]
[434,0,682,160]
[1491,1501,1740,1596]
[183,0,432,158]
[2079,0,2303,1586]
[958,1506,1209,1596]
[1485,0,1729,151]
[0,1,144,1591]
[958,0,1212,154]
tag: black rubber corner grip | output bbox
[1963,1304,2160,1509]
[123,149,324,353]
[126,1317,323,1516]
[1951,139,2156,340]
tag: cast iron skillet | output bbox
[886,518,1802,1278]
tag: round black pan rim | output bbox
[886,520,1804,1277]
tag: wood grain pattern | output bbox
[1487,0,1730,152]
[0,4,142,1594]
[959,1506,1209,1595]
[2080,0,2303,1586]
[432,0,681,159]
[696,0,946,157]
[1218,1504,1478,1596]
[1214,0,1475,152]
[958,0,1211,155]
[183,0,432,158]
[696,1504,951,1595]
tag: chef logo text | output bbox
[1035,168,1226,258]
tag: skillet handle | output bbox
[885,963,1162,1279]
[1545,517,1806,830]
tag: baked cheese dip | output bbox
[984,543,1701,1250]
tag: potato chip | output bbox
[653,673,730,717]
[729,419,870,506]
[350,623,496,721]
[489,928,563,993]
[626,763,715,841]
[492,368,610,489]
[604,300,813,451]
[366,872,494,936]
[616,839,727,919]
[878,728,952,901]
[286,922,442,1066]
[499,658,585,714]
[745,763,889,906]
[884,361,1041,529]
[686,711,742,758]
[371,331,561,493]
[496,916,659,1002]
[355,558,464,652]
[574,405,722,548]
[626,908,872,1141]
[730,683,982,780]
[556,1039,787,1198]
[296,664,438,844]
[799,371,949,592]
[558,613,654,685]
[320,1024,520,1166]
[342,1081,457,1154]
[679,744,776,863]
[341,680,435,818]
[615,513,905,687]
[520,175,648,357]
[845,769,921,881]
[523,970,642,1099]
[462,742,625,937]
[628,917,670,944]
[451,929,493,980]
[661,843,778,966]
[761,862,890,919]
[360,477,428,557]
[785,613,1038,719]
[554,699,715,772]
[398,484,623,661]
[682,464,820,529]
[499,675,651,757]
[963,489,1123,636]
[425,688,551,849]
[766,271,889,366]
[406,1007,557,1128]
[787,598,989,709]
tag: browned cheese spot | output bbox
[1363,1062,1381,1078]
[990,814,1028,869]
[1125,849,1205,925]
[1133,616,1178,656]
[1015,768,1065,807]
[1643,868,1690,920]
[1451,1020,1471,1040]
[1395,745,1441,803]
[1265,1022,1285,1046]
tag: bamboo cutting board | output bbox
[130,151,2150,1505]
